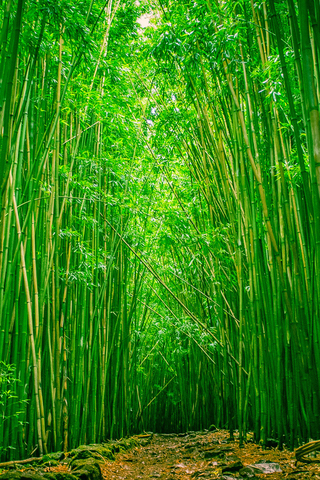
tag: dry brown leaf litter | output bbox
[99,430,320,480]
[22,430,320,480]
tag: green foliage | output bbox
[0,362,28,456]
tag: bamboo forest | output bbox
[1,0,320,474]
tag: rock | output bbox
[173,463,187,469]
[251,462,281,473]
[69,445,114,462]
[0,469,78,480]
[239,462,281,477]
[20,474,50,480]
[0,474,23,480]
[0,471,63,480]
[70,459,102,480]
[72,468,100,480]
[70,458,102,471]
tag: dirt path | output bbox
[99,430,320,480]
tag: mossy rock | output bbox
[97,439,131,456]
[69,461,102,480]
[68,437,138,465]
[72,469,100,480]
[70,459,101,472]
[69,445,114,462]
[18,474,45,480]
[0,473,23,480]
[70,459,102,472]
[0,471,51,480]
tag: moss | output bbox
[70,461,102,480]
[38,453,65,467]
[70,459,102,471]
[69,445,114,462]
[102,437,138,454]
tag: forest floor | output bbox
[3,430,319,480]
[98,430,320,480]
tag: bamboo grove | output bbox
[0,0,320,460]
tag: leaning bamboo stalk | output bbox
[10,173,44,455]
